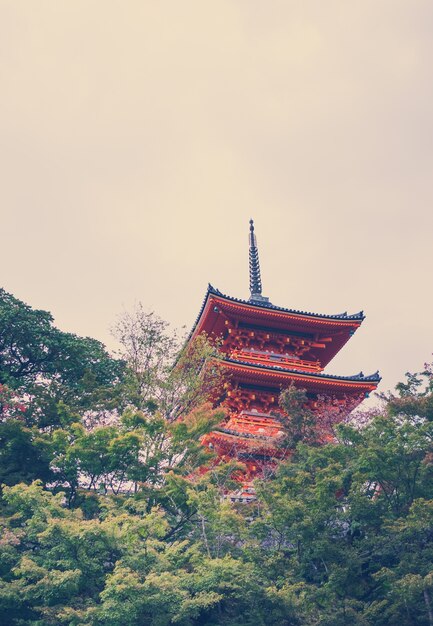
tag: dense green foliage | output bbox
[1,291,433,625]
[0,289,124,417]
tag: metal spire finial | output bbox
[248,219,270,303]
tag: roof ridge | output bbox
[208,284,365,321]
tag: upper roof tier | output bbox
[190,285,366,368]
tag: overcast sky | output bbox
[1,1,432,398]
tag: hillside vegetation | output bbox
[1,289,433,626]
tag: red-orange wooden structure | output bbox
[189,220,380,484]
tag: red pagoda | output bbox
[189,220,380,486]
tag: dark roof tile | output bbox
[208,284,364,320]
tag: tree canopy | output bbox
[1,289,433,625]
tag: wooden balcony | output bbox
[229,349,322,372]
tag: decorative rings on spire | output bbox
[248,219,269,303]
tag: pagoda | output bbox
[189,220,380,483]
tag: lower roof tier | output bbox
[221,357,380,397]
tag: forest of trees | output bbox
[1,288,433,626]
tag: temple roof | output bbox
[187,284,369,369]
[189,284,365,340]
[224,356,381,383]
[188,220,375,377]
[207,284,365,321]
[220,357,380,397]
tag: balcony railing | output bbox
[229,349,322,372]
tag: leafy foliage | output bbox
[1,290,433,625]
[0,289,125,431]
[111,304,225,421]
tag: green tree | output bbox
[252,368,433,625]
[0,288,125,429]
[0,420,52,488]
[112,304,224,421]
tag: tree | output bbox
[251,367,433,625]
[3,289,433,626]
[0,288,125,428]
[278,383,360,449]
[0,482,275,626]
[0,419,52,489]
[112,304,225,420]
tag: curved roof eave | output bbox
[208,285,365,320]
[189,284,365,341]
[223,357,381,384]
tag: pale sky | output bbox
[1,1,432,398]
